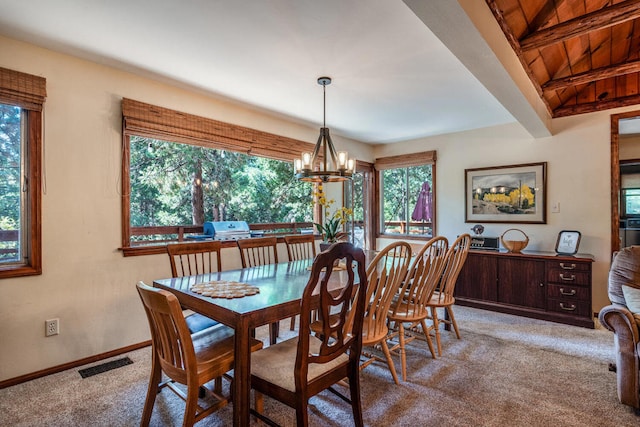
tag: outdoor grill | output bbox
[188,221,254,241]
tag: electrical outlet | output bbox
[45,318,59,337]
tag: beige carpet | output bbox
[0,306,637,426]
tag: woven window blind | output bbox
[375,150,436,170]
[122,98,315,162]
[0,67,47,111]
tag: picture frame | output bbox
[465,162,547,224]
[555,230,581,255]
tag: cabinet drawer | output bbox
[547,270,590,286]
[547,261,590,272]
[547,298,591,317]
[547,283,590,301]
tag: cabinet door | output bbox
[455,252,498,301]
[497,258,546,309]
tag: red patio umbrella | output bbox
[411,181,432,222]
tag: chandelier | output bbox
[294,77,355,182]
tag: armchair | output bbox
[598,246,640,415]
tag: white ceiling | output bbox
[0,0,531,144]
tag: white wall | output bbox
[0,33,628,382]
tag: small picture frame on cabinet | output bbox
[555,230,581,255]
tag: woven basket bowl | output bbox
[500,228,529,253]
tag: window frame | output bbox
[0,67,45,278]
[120,98,316,256]
[375,150,436,240]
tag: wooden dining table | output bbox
[153,257,358,426]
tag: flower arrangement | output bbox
[313,184,353,243]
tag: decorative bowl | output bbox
[500,228,529,253]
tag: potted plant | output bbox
[313,184,353,252]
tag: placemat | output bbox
[190,281,260,299]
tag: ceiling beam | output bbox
[519,0,640,51]
[542,60,640,91]
[553,92,640,117]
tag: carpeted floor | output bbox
[0,306,637,426]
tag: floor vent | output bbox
[79,357,133,378]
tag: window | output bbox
[0,68,45,278]
[121,99,317,255]
[376,151,436,239]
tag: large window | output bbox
[376,151,436,239]
[121,99,317,255]
[0,67,45,278]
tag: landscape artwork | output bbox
[465,162,547,224]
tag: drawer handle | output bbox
[560,303,577,311]
[559,273,575,281]
[559,262,577,270]
[559,288,576,296]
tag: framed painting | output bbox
[465,162,547,224]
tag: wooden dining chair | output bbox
[166,241,222,334]
[250,242,368,427]
[284,234,317,262]
[237,236,278,268]
[387,236,449,381]
[136,281,262,427]
[426,233,471,356]
[359,241,412,384]
[237,236,280,344]
[284,234,317,330]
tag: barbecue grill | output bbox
[187,221,255,241]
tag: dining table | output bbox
[153,257,360,426]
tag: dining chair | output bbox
[284,234,317,330]
[284,234,317,262]
[136,281,262,427]
[426,233,471,356]
[359,241,412,384]
[387,236,449,381]
[166,241,222,334]
[237,236,278,268]
[236,236,280,344]
[250,242,368,427]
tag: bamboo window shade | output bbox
[374,150,436,170]
[122,98,315,162]
[0,67,47,111]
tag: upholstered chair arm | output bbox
[599,304,640,410]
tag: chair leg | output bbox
[431,306,442,357]
[295,399,309,427]
[183,382,199,427]
[380,340,400,384]
[447,306,461,339]
[348,363,364,427]
[419,319,437,359]
[269,322,279,345]
[290,315,296,331]
[140,356,162,427]
[397,322,407,382]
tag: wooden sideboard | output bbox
[454,249,595,328]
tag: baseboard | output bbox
[0,340,151,390]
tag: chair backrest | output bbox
[237,236,278,268]
[298,242,368,377]
[390,236,449,317]
[435,233,471,302]
[136,281,195,382]
[166,241,222,277]
[363,241,412,340]
[284,234,317,261]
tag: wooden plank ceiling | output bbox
[486,0,640,118]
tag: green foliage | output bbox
[129,136,313,228]
[0,104,21,232]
